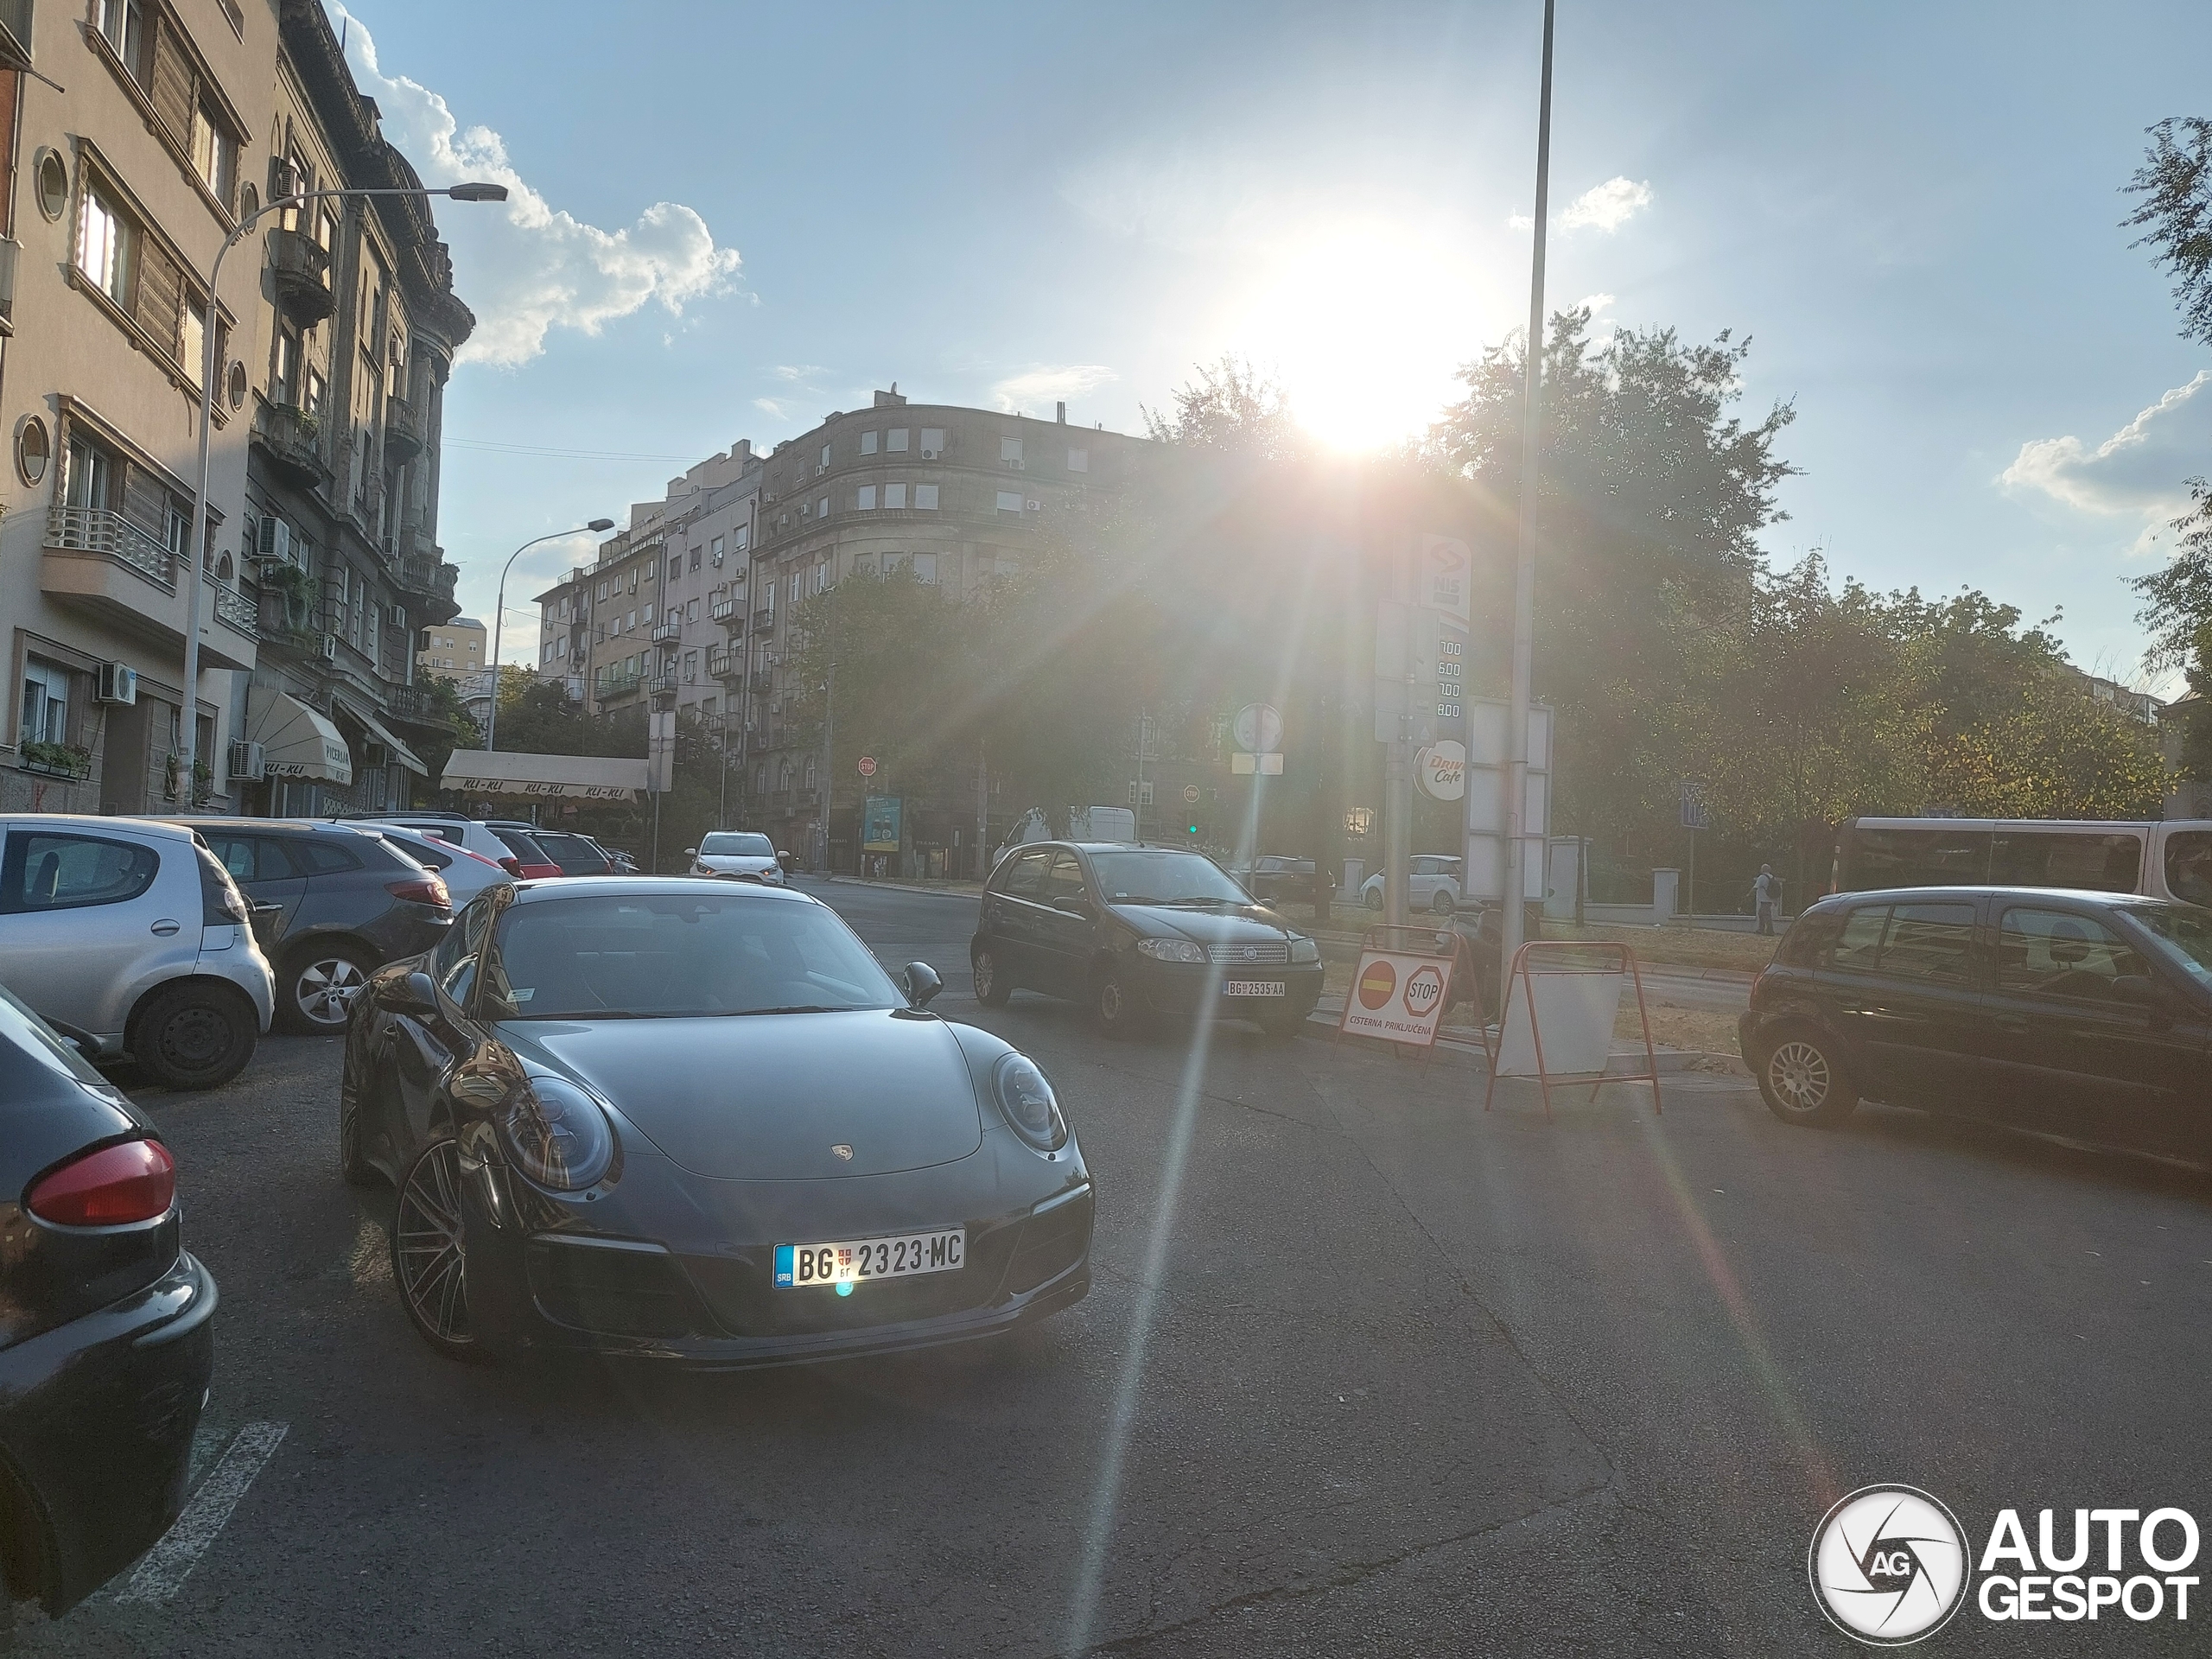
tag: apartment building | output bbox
[744,387,1153,865]
[1,0,274,813]
[232,0,472,816]
[0,0,473,818]
[417,614,485,682]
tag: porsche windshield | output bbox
[1089,850,1252,906]
[699,832,776,857]
[485,893,903,1018]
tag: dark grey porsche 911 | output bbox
[338,878,1092,1366]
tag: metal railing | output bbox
[213,584,258,637]
[47,505,175,588]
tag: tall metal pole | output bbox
[1500,0,1555,969]
[485,522,612,752]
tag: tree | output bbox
[2126,117,2212,348]
[1141,356,1308,467]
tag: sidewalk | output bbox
[1305,995,1722,1075]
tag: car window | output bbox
[493,828,548,863]
[2126,902,2212,984]
[1991,831,2143,893]
[0,830,160,913]
[701,832,775,857]
[1841,827,1992,890]
[292,837,363,875]
[1829,906,1888,971]
[1775,906,1845,967]
[433,891,499,1001]
[396,836,454,872]
[203,832,297,882]
[1088,849,1251,904]
[1046,854,1088,905]
[2164,832,2212,907]
[1878,902,1976,983]
[1998,907,2151,1001]
[1001,849,1052,898]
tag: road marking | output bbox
[115,1421,288,1604]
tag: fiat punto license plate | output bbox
[774,1229,965,1287]
[1224,981,1287,996]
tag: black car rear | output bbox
[515,829,615,876]
[0,985,215,1619]
[1739,885,2212,1160]
[179,821,452,1033]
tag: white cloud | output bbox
[1560,176,1653,233]
[753,397,793,421]
[2003,372,2212,537]
[1505,212,1535,232]
[989,364,1119,414]
[772,365,829,384]
[327,3,742,366]
[1574,292,1616,316]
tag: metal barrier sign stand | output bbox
[1482,941,1662,1116]
[1338,925,1466,1058]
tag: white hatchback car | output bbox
[0,814,275,1089]
[1360,855,1464,915]
[688,830,785,883]
[359,822,516,908]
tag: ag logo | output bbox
[1809,1485,1970,1645]
[830,1144,854,1162]
[1357,958,1397,1011]
[1402,964,1446,1020]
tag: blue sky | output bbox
[329,2,2212,686]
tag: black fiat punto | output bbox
[1739,885,2212,1160]
[970,843,1324,1038]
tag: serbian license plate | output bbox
[1224,980,1287,997]
[774,1229,965,1288]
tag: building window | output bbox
[63,435,116,511]
[1068,448,1090,473]
[816,496,829,519]
[597,581,608,601]
[78,185,137,308]
[913,553,938,584]
[914,484,939,510]
[687,598,699,622]
[854,553,876,575]
[920,427,946,454]
[96,0,146,79]
[304,368,325,416]
[883,483,907,509]
[191,103,238,209]
[644,603,655,624]
[861,430,879,455]
[995,490,1023,512]
[627,569,638,593]
[684,650,698,684]
[1000,435,1023,463]
[710,535,724,564]
[887,429,909,453]
[690,546,702,572]
[734,524,750,551]
[819,443,831,468]
[814,563,828,594]
[21,658,71,747]
[855,486,876,511]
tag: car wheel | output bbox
[133,982,257,1090]
[391,1137,486,1363]
[971,947,1013,1008]
[1094,969,1143,1039]
[1431,888,1457,916]
[283,945,372,1033]
[1363,886,1383,911]
[1758,1030,1859,1126]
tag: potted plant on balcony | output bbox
[20,740,91,779]
[260,561,317,633]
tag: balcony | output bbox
[709,595,734,622]
[384,393,426,465]
[751,668,774,692]
[269,229,334,327]
[42,506,255,671]
[384,681,455,732]
[397,550,461,625]
[652,620,682,644]
[252,401,327,488]
[649,672,679,702]
[707,648,732,678]
[752,612,776,637]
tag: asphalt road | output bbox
[20,877,2212,1656]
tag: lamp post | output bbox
[180,179,509,802]
[482,519,614,752]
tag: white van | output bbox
[1832,818,2212,906]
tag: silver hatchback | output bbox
[0,815,275,1089]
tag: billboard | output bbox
[862,795,902,852]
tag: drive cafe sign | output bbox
[1415,738,1465,803]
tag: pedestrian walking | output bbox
[1751,865,1781,936]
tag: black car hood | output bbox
[1108,902,1293,943]
[505,1010,983,1181]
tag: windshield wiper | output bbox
[728,1004,850,1016]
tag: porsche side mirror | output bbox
[901,961,944,1009]
[394,969,441,1015]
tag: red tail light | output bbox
[29,1139,176,1226]
[523,863,563,880]
[386,874,452,907]
[499,856,524,876]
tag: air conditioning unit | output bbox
[1027,499,1041,512]
[1007,459,1026,471]
[256,516,294,564]
[920,448,939,461]
[359,742,390,768]
[319,632,338,662]
[227,740,264,781]
[96,663,138,705]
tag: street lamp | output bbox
[180,180,509,801]
[483,519,615,752]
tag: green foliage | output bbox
[1141,357,1308,467]
[2126,117,2212,347]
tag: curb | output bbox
[1300,1004,1723,1075]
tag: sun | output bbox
[1230,221,1495,452]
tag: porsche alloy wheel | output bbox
[391,1138,483,1360]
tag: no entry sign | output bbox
[1338,948,1453,1048]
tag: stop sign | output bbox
[857,756,877,778]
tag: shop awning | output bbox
[333,699,429,777]
[244,690,353,785]
[439,749,648,800]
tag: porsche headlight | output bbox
[1290,936,1320,963]
[1135,938,1205,963]
[992,1053,1066,1152]
[500,1076,615,1191]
